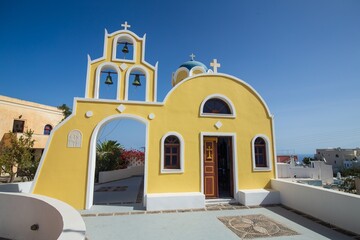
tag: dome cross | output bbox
[210,59,221,73]
[190,53,196,61]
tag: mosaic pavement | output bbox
[218,214,298,239]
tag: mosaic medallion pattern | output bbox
[218,214,298,239]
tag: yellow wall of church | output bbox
[32,73,275,209]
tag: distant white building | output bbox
[277,157,333,185]
[314,148,360,173]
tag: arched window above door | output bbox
[200,94,235,118]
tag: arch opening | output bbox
[98,65,119,100]
[87,115,148,210]
[127,68,147,101]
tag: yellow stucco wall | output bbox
[33,74,275,209]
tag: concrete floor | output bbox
[81,177,360,240]
[82,205,358,240]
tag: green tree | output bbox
[17,153,40,181]
[95,140,125,182]
[57,104,72,120]
[338,167,360,194]
[0,130,35,183]
[302,157,313,165]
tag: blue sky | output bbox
[1,0,360,154]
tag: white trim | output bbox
[251,134,272,171]
[103,29,108,59]
[271,116,278,178]
[199,94,236,118]
[146,192,205,211]
[124,65,150,102]
[189,66,206,76]
[154,61,158,102]
[75,97,163,106]
[85,114,149,209]
[108,29,141,39]
[160,132,185,174]
[84,54,91,98]
[94,62,121,99]
[200,132,238,199]
[172,67,189,86]
[111,33,136,63]
[164,73,273,118]
[141,34,147,63]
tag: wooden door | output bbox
[204,137,218,198]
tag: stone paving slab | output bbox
[82,205,358,240]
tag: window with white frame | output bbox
[252,135,272,171]
[161,132,184,173]
[200,94,235,118]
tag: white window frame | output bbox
[161,132,184,174]
[251,134,272,171]
[199,94,236,118]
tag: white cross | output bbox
[121,21,131,30]
[190,53,195,61]
[210,59,221,73]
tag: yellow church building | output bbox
[31,22,279,210]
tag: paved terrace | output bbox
[81,177,360,240]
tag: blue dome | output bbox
[179,60,208,71]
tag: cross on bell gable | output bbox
[121,21,131,30]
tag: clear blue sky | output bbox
[1,0,360,154]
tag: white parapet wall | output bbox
[99,166,144,183]
[0,192,86,240]
[146,192,205,211]
[272,179,360,235]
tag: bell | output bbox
[104,72,113,85]
[122,42,129,54]
[132,74,141,87]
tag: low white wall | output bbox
[272,179,360,235]
[146,192,205,211]
[0,181,33,193]
[99,166,144,183]
[0,192,86,240]
[238,189,280,206]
